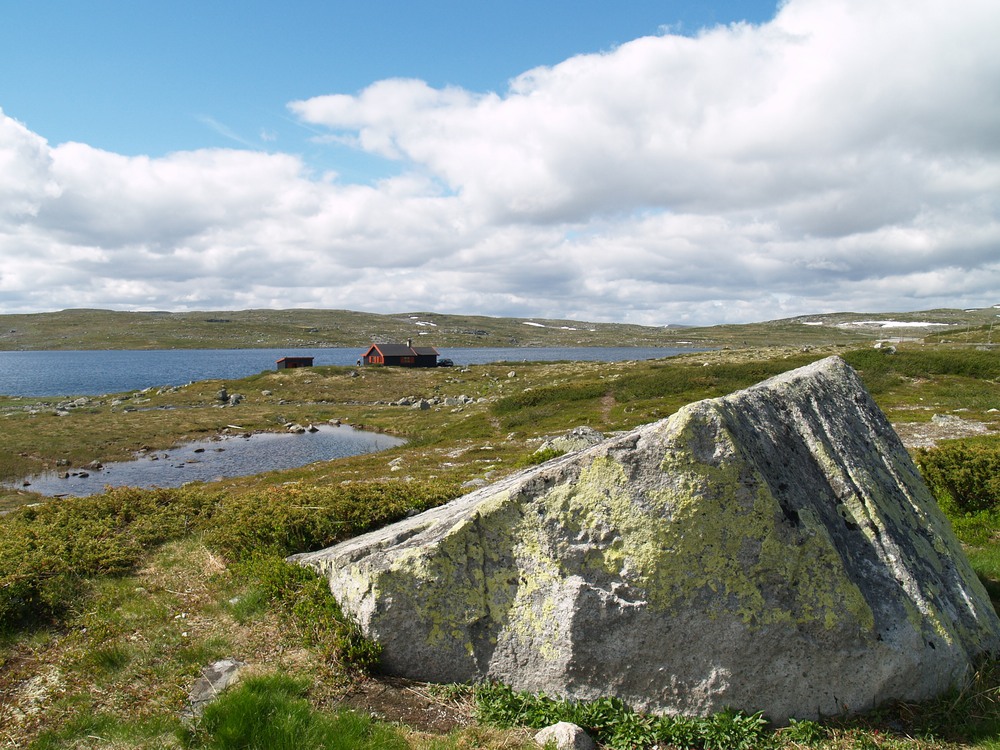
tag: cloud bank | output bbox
[2,0,998,325]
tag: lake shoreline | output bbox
[0,346,702,398]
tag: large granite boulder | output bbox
[292,356,1000,721]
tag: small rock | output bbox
[534,722,596,750]
[183,658,247,719]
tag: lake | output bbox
[0,346,698,398]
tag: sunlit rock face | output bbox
[292,356,1000,722]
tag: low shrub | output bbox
[230,553,382,673]
[0,486,214,633]
[517,447,566,467]
[206,478,460,560]
[610,356,820,404]
[0,477,458,639]
[916,442,1000,515]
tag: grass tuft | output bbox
[184,673,408,750]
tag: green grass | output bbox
[184,674,408,750]
[29,713,181,750]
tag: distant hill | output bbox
[0,306,996,351]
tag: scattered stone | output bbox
[261,390,273,396]
[227,393,243,406]
[216,387,229,403]
[534,722,597,750]
[412,399,431,410]
[286,423,306,434]
[293,357,1000,722]
[184,658,247,719]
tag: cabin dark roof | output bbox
[366,344,439,357]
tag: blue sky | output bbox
[2,1,776,178]
[1,0,998,325]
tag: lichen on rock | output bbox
[291,356,1000,722]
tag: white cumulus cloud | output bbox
[2,0,999,325]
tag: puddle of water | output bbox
[9,425,405,497]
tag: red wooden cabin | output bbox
[362,340,439,367]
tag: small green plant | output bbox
[700,708,769,750]
[781,717,827,745]
[82,643,133,675]
[474,682,771,750]
[184,673,407,750]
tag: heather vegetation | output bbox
[2,340,1000,748]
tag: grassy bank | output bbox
[2,344,1000,748]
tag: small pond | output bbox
[8,424,405,498]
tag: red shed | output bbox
[362,340,439,367]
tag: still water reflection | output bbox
[9,424,404,497]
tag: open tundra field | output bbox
[2,340,1000,749]
[1,305,999,350]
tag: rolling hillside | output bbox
[0,305,997,350]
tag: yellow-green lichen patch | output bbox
[504,509,569,657]
[550,412,877,633]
